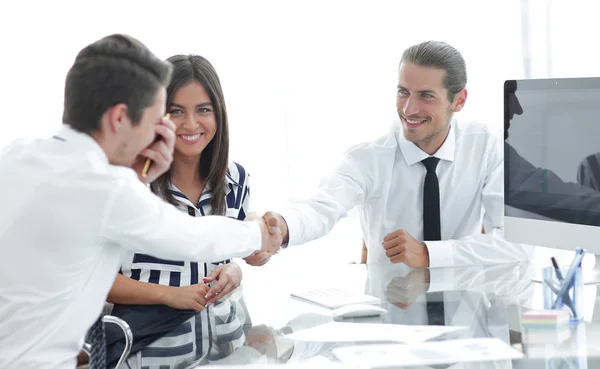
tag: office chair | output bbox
[81,315,133,369]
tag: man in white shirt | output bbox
[252,40,531,268]
[0,34,281,369]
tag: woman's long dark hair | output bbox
[150,55,230,215]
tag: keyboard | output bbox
[290,287,381,309]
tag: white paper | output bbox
[200,365,366,369]
[286,322,466,343]
[332,338,524,367]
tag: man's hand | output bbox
[203,263,243,305]
[386,268,431,309]
[132,115,176,184]
[382,229,430,268]
[244,212,282,261]
[263,211,289,243]
[162,283,210,311]
[246,324,278,356]
[244,251,272,266]
[245,211,289,266]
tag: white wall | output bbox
[0,0,525,266]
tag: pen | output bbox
[551,257,564,281]
[142,113,171,178]
[544,278,577,317]
[551,248,585,309]
[549,256,577,315]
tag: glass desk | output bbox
[104,261,600,368]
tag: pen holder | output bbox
[543,266,583,324]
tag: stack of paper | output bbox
[521,310,570,329]
[522,327,571,344]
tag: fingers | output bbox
[139,140,172,179]
[161,115,176,132]
[390,253,405,264]
[205,280,232,305]
[263,212,289,242]
[205,265,223,281]
[249,254,271,266]
[264,212,280,227]
[384,242,405,257]
[263,211,280,234]
[383,229,406,242]
[192,300,206,312]
[261,224,282,255]
[382,238,399,250]
[141,141,171,164]
[155,121,176,149]
[244,251,271,266]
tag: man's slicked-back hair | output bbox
[62,34,173,133]
[400,40,467,102]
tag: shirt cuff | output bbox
[247,221,263,255]
[427,267,457,292]
[278,208,304,246]
[425,240,454,268]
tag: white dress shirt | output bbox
[280,118,532,267]
[0,125,261,369]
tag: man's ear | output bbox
[106,104,129,134]
[452,89,468,113]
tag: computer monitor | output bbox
[504,77,600,252]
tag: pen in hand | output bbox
[142,113,171,178]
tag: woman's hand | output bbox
[203,263,243,305]
[163,283,210,311]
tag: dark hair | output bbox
[400,41,467,102]
[504,80,518,140]
[62,34,173,133]
[150,55,230,215]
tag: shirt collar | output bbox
[53,124,109,164]
[167,168,240,207]
[396,117,456,166]
[225,170,242,188]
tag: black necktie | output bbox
[86,316,106,369]
[421,157,441,241]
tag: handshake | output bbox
[243,211,289,266]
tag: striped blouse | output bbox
[119,161,250,285]
[116,162,251,368]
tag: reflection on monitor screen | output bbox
[504,77,600,251]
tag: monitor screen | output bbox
[504,77,600,250]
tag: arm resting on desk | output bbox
[427,137,532,267]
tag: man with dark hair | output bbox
[0,34,281,369]
[251,40,531,268]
